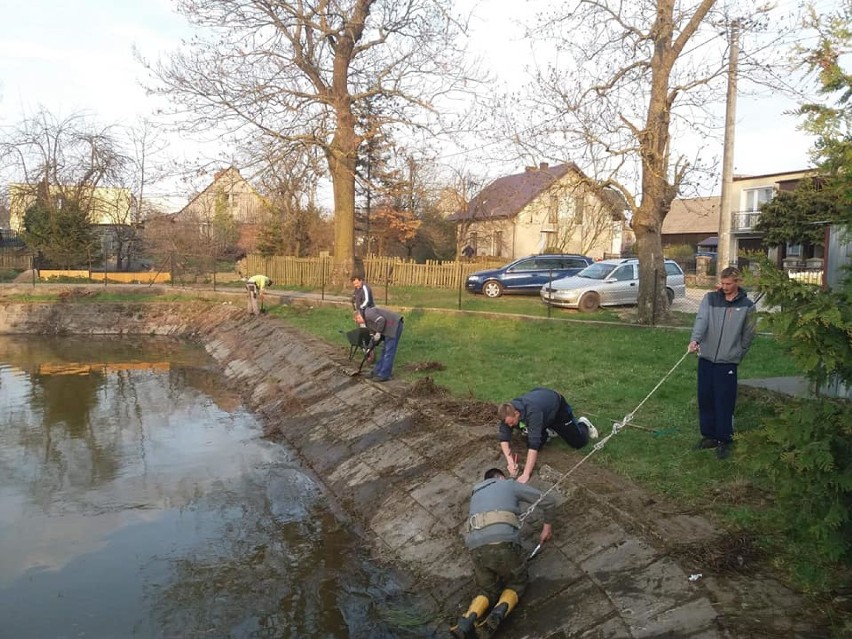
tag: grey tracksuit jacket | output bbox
[690,288,756,364]
[464,478,554,550]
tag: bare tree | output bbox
[540,181,626,257]
[107,119,172,270]
[444,165,486,256]
[0,109,127,268]
[143,0,478,284]
[504,0,792,322]
[251,142,328,257]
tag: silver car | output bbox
[540,258,686,311]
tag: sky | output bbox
[0,0,823,212]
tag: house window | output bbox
[469,232,477,252]
[744,187,774,211]
[737,186,775,231]
[548,195,559,226]
[574,195,585,225]
[493,231,503,256]
[556,197,571,223]
[786,242,802,257]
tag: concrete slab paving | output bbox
[581,538,660,575]
[513,577,618,637]
[629,597,720,639]
[370,493,436,549]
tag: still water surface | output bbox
[0,336,420,638]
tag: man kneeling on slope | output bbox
[451,468,555,639]
[498,387,598,483]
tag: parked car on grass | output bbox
[465,254,594,298]
[540,258,686,311]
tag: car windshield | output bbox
[576,262,617,280]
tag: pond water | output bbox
[0,336,423,638]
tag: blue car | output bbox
[465,254,593,298]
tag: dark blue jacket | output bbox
[498,387,563,451]
[352,282,375,312]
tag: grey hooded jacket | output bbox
[690,288,756,364]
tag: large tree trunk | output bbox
[633,203,669,324]
[325,1,372,287]
[634,0,678,324]
[328,141,356,286]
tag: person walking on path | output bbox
[497,387,598,484]
[355,305,403,382]
[451,468,555,639]
[688,266,756,460]
[350,275,375,314]
[245,275,272,316]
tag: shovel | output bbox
[350,338,379,377]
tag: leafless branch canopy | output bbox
[147,0,477,154]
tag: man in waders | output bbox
[356,305,403,382]
[451,468,555,639]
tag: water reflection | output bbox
[0,337,424,638]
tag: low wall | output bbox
[39,269,172,284]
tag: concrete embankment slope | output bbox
[0,295,817,639]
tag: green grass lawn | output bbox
[272,301,851,617]
[273,305,797,503]
[285,283,701,326]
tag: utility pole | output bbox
[718,19,740,270]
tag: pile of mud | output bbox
[408,376,495,428]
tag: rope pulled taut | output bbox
[518,349,691,525]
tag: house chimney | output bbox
[539,162,549,170]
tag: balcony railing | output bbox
[732,210,761,232]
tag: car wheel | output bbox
[578,292,600,312]
[666,288,674,306]
[482,280,503,298]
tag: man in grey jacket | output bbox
[451,468,554,639]
[688,267,756,459]
[355,305,403,382]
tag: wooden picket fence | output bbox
[0,250,32,270]
[244,254,504,289]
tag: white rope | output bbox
[518,349,692,525]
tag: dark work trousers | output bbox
[372,320,403,380]
[546,395,589,449]
[470,542,528,603]
[697,357,738,443]
[246,282,259,315]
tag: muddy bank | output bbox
[0,292,824,638]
